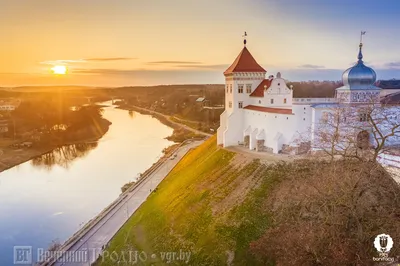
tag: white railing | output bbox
[378,153,400,169]
[293,98,338,104]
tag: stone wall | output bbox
[281,142,311,155]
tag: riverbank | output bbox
[41,140,204,266]
[98,136,400,266]
[0,118,111,172]
[117,104,209,142]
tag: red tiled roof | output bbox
[249,79,272,97]
[243,105,293,115]
[224,47,266,75]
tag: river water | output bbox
[0,102,174,265]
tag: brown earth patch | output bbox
[250,160,400,265]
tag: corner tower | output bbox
[223,34,266,115]
[217,33,267,147]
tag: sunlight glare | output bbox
[51,65,67,75]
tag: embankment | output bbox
[97,136,400,265]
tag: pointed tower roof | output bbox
[224,47,266,75]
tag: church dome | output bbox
[342,43,376,88]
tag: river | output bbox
[0,101,174,265]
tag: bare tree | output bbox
[298,97,400,162]
[296,106,359,162]
[353,102,400,161]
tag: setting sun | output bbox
[51,65,67,75]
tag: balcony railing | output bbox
[293,98,338,104]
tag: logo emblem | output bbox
[374,234,393,254]
[13,246,32,264]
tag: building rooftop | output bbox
[196,97,205,102]
[381,91,400,104]
[249,79,272,97]
[224,47,266,75]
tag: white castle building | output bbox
[217,36,400,154]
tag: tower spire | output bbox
[242,31,247,46]
[358,31,366,62]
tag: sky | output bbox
[1,0,400,87]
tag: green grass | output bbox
[96,136,280,265]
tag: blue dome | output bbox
[342,43,377,89]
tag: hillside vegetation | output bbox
[97,136,400,265]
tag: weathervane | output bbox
[358,31,366,61]
[360,31,366,44]
[243,31,247,46]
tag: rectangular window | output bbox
[229,101,232,108]
[238,85,244,93]
[229,84,232,93]
[284,98,287,104]
[238,102,243,108]
[270,99,274,104]
[359,113,368,122]
[246,84,252,93]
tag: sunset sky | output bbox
[2,0,400,87]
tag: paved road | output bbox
[129,105,213,137]
[47,140,203,266]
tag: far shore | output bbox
[0,119,111,173]
[0,103,208,173]
[116,104,210,142]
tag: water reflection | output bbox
[0,102,174,266]
[31,142,98,170]
[128,110,135,119]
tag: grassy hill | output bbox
[97,136,400,265]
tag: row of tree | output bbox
[4,98,105,142]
